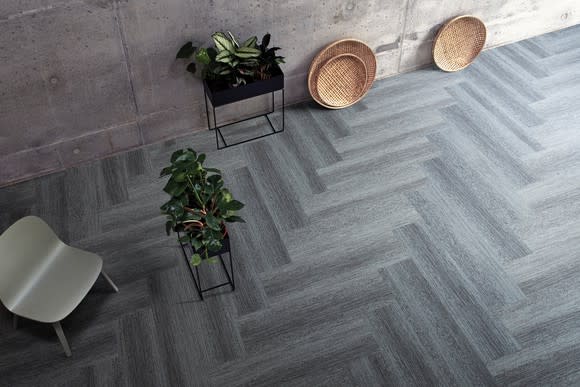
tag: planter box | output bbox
[203,67,284,107]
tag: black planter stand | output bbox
[203,68,285,150]
[177,232,235,301]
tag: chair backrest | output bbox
[0,216,64,310]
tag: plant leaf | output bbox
[241,36,258,48]
[227,31,240,48]
[207,174,222,185]
[235,77,246,87]
[208,239,222,252]
[205,214,221,231]
[186,62,197,74]
[191,238,202,251]
[237,68,255,76]
[176,42,197,59]
[234,46,261,58]
[195,47,211,65]
[241,58,259,66]
[212,32,236,53]
[261,33,271,49]
[160,166,173,177]
[190,253,202,266]
[206,47,217,61]
[163,178,187,197]
[213,65,230,73]
[170,149,185,163]
[215,50,233,63]
[173,172,187,182]
[175,150,195,163]
[225,215,245,223]
[222,200,244,211]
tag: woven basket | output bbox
[316,54,367,108]
[433,15,487,72]
[308,39,376,109]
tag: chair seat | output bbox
[10,246,102,323]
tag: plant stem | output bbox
[186,175,205,209]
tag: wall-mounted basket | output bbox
[433,15,487,72]
[308,39,376,109]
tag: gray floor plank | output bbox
[380,260,496,386]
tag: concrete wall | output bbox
[1,0,578,186]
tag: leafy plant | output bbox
[177,31,261,87]
[256,33,285,80]
[160,149,245,266]
[176,31,284,87]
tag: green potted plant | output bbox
[176,31,285,106]
[160,148,245,266]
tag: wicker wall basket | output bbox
[316,54,367,108]
[433,15,487,72]
[308,39,376,109]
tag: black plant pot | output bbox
[203,66,284,107]
[176,230,235,301]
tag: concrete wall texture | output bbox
[1,0,579,186]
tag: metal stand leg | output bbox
[194,265,203,300]
[213,104,218,130]
[217,252,235,291]
[230,250,235,291]
[101,270,119,293]
[214,105,222,149]
[53,321,72,357]
[227,237,235,290]
[204,88,213,131]
[13,314,18,329]
[215,124,219,149]
[271,90,275,112]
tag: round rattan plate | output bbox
[316,54,367,108]
[433,15,487,72]
[308,39,376,109]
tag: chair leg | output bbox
[52,321,72,357]
[13,314,18,329]
[101,270,119,293]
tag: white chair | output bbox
[0,216,118,357]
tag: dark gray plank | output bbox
[119,309,170,387]
[348,354,398,387]
[369,302,440,386]
[381,259,496,386]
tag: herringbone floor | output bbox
[2,24,580,386]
